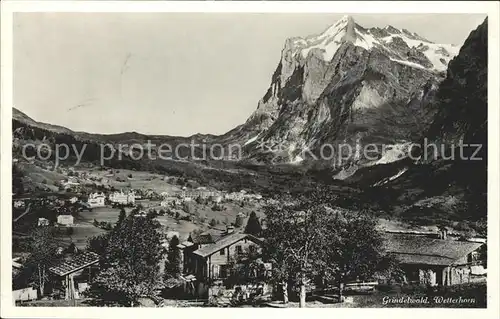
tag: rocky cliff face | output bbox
[344,18,488,223]
[426,18,487,148]
[237,15,460,170]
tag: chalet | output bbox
[384,231,486,286]
[178,227,267,293]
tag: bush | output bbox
[183,202,194,214]
[235,215,244,228]
[211,204,223,211]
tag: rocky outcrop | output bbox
[236,15,458,167]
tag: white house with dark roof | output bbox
[87,192,105,208]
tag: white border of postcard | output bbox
[1,1,499,319]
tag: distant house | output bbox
[13,200,25,208]
[160,192,169,198]
[134,211,148,218]
[109,190,135,205]
[161,197,181,207]
[384,231,486,286]
[57,215,74,226]
[87,192,106,208]
[213,196,223,204]
[38,217,50,227]
[224,192,245,201]
[66,177,80,186]
[160,200,169,207]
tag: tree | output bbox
[209,218,217,227]
[195,195,204,205]
[65,242,78,254]
[226,244,265,287]
[87,233,111,256]
[117,208,126,226]
[66,227,74,236]
[24,227,60,297]
[86,213,165,306]
[183,201,194,214]
[12,163,24,195]
[235,215,244,228]
[263,200,328,307]
[244,211,262,236]
[263,191,394,307]
[164,236,182,279]
[320,212,395,300]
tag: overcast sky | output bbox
[14,13,486,136]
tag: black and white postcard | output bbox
[1,1,499,318]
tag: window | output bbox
[236,245,243,255]
[220,249,225,256]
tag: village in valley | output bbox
[12,160,488,308]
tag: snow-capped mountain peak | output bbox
[287,16,459,72]
[235,15,466,167]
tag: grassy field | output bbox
[79,168,183,194]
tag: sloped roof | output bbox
[193,233,262,258]
[383,233,483,266]
[48,251,100,276]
